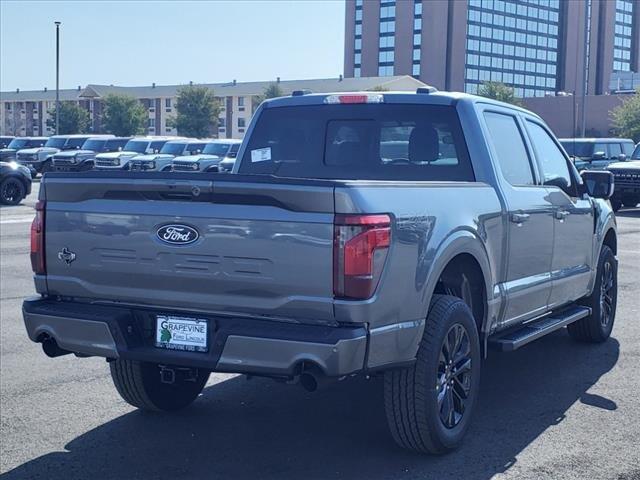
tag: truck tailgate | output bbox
[41,174,336,322]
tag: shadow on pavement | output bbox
[616,208,640,218]
[3,331,619,480]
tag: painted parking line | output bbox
[0,215,35,224]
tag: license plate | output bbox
[155,315,208,353]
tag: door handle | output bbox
[510,213,530,224]
[554,210,570,220]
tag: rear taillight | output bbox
[30,200,45,274]
[334,214,391,300]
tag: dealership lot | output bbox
[1,184,639,480]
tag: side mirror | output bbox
[581,170,614,199]
[118,146,123,151]
[227,152,237,158]
[617,154,627,161]
[591,151,606,161]
[154,148,159,154]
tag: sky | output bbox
[0,0,345,92]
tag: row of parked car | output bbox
[0,134,241,177]
[558,137,640,211]
[1,133,639,210]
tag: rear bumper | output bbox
[22,298,368,377]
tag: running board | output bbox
[489,305,591,352]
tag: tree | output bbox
[171,85,220,138]
[102,94,147,136]
[610,89,640,143]
[367,85,389,92]
[477,81,524,107]
[252,83,285,111]
[46,101,90,134]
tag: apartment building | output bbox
[345,0,640,98]
[0,86,86,137]
[0,75,426,137]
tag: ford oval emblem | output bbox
[156,224,199,246]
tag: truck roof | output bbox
[164,139,213,144]
[558,137,635,143]
[262,89,540,119]
[49,134,112,139]
[129,136,187,141]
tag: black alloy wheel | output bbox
[437,323,473,428]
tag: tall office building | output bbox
[344,0,640,97]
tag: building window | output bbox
[354,0,363,77]
[219,118,226,127]
[148,118,155,128]
[613,0,634,72]
[378,0,397,77]
[238,118,246,128]
[411,0,422,78]
[464,0,562,98]
[379,36,395,49]
[379,50,394,63]
[378,65,394,76]
[165,98,171,108]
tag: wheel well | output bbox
[603,228,617,256]
[433,253,486,334]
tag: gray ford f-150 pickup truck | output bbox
[22,90,618,454]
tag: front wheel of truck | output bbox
[384,295,481,454]
[110,359,210,411]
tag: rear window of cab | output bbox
[239,104,475,181]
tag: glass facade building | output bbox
[465,0,561,98]
[345,0,639,97]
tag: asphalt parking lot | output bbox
[1,183,639,480]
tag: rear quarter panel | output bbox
[334,182,504,328]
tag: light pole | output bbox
[580,2,591,137]
[55,21,61,135]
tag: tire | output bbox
[568,245,617,343]
[622,197,639,208]
[384,295,481,454]
[611,199,622,212]
[0,177,26,205]
[40,159,53,175]
[110,359,210,412]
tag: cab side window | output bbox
[484,112,535,186]
[608,143,622,160]
[593,143,608,159]
[525,120,573,193]
[622,142,634,157]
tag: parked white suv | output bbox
[128,139,211,172]
[94,136,184,170]
[171,140,241,172]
